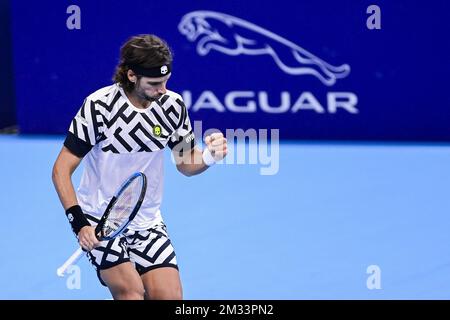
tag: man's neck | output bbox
[125,90,151,109]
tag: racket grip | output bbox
[56,247,84,277]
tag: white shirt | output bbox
[64,84,195,230]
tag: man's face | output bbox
[134,74,171,102]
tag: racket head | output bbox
[95,172,147,240]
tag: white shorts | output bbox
[85,214,178,286]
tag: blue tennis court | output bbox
[1,135,449,299]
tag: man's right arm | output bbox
[52,146,82,210]
[52,146,99,250]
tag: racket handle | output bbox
[56,247,84,277]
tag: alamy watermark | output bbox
[366,5,381,30]
[171,120,280,176]
[366,264,382,290]
[66,5,81,30]
[66,265,81,290]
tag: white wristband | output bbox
[202,148,216,166]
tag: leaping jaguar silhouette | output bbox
[178,11,350,86]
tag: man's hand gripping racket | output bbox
[56,172,147,277]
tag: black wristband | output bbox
[65,205,90,235]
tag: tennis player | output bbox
[52,34,227,300]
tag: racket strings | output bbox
[102,178,142,237]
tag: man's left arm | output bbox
[174,132,227,177]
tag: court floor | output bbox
[0,135,449,299]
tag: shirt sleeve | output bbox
[167,97,196,156]
[64,98,104,158]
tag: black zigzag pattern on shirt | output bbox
[71,89,193,154]
[94,91,122,113]
[129,122,165,151]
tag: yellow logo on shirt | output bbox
[153,125,162,137]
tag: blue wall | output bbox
[10,0,450,140]
[0,0,15,129]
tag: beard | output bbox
[137,91,159,102]
[135,86,162,102]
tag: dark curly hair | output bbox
[113,34,173,92]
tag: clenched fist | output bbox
[203,132,227,165]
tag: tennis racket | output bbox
[56,172,147,277]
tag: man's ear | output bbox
[127,70,137,83]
